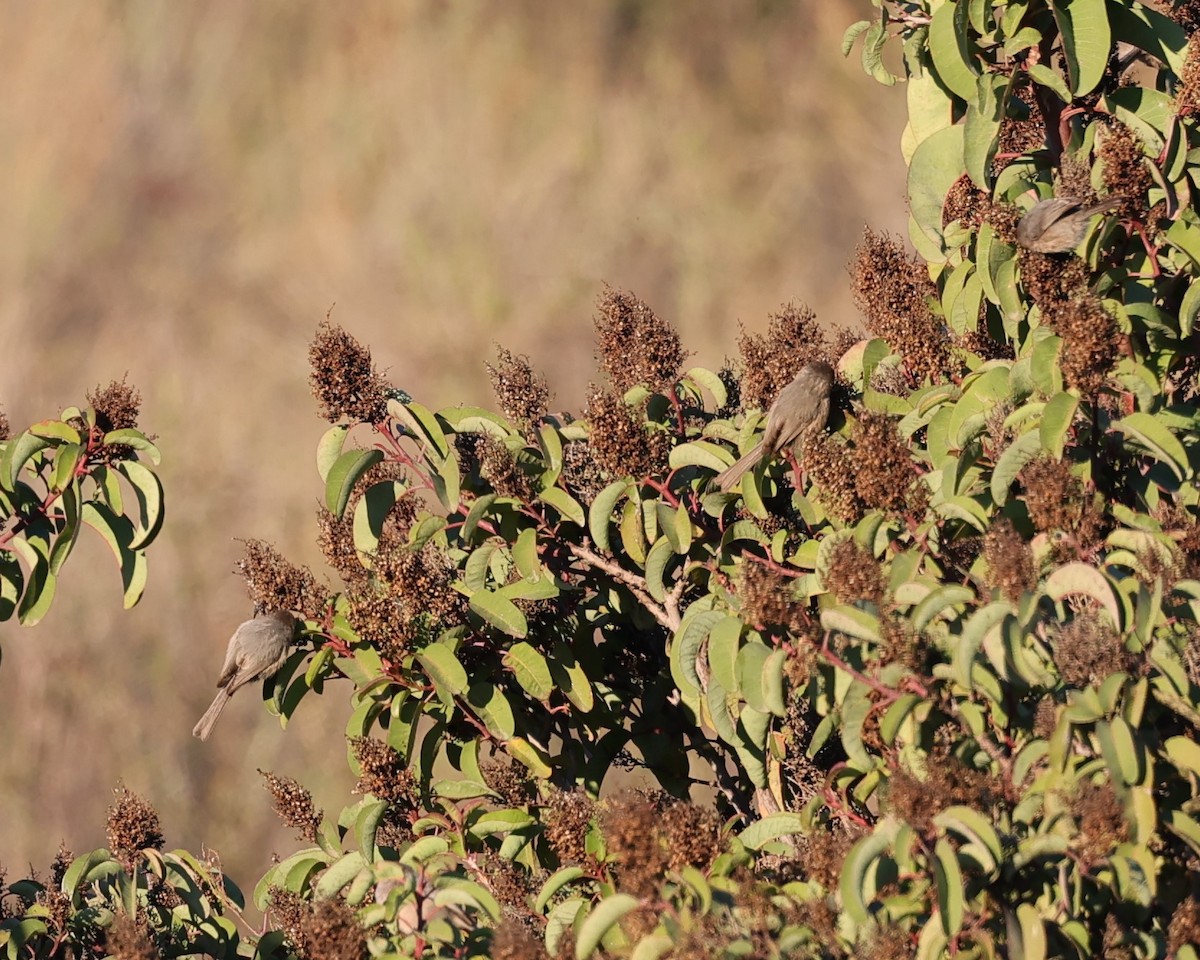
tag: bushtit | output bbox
[1015,196,1120,253]
[192,610,298,741]
[712,361,834,493]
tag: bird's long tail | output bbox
[193,689,232,741]
[712,445,766,493]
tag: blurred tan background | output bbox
[0,1,905,886]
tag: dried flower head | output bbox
[1053,295,1118,396]
[316,507,365,585]
[487,346,551,429]
[996,80,1046,165]
[1097,122,1152,221]
[942,174,989,230]
[297,899,367,960]
[260,770,323,843]
[738,562,804,631]
[1072,780,1129,864]
[560,438,607,502]
[593,286,685,394]
[584,384,667,480]
[659,797,723,873]
[1180,35,1200,114]
[350,737,418,815]
[104,914,158,960]
[481,759,537,807]
[490,919,545,960]
[823,539,885,606]
[237,539,326,621]
[983,518,1037,602]
[1169,895,1200,955]
[801,434,865,524]
[851,410,925,516]
[309,322,390,424]
[544,789,596,865]
[737,302,828,411]
[851,229,949,382]
[0,405,8,442]
[88,376,142,433]
[1054,610,1132,688]
[602,793,669,897]
[885,753,1004,835]
[106,784,164,862]
[478,436,539,501]
[1019,457,1106,557]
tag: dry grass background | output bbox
[0,1,906,886]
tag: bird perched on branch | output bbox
[711,360,834,493]
[192,610,298,740]
[1016,195,1121,253]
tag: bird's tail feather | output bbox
[192,689,232,741]
[713,446,765,493]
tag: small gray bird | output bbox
[712,361,834,493]
[192,610,298,741]
[1015,196,1121,253]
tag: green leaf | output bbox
[507,736,553,778]
[1045,563,1122,629]
[324,448,384,518]
[351,480,405,556]
[469,589,529,638]
[736,813,806,850]
[29,419,81,444]
[928,1,977,100]
[1051,0,1111,95]
[535,867,587,914]
[1,431,50,490]
[682,366,728,410]
[1040,392,1079,460]
[102,429,161,464]
[990,430,1042,506]
[415,644,469,698]
[588,480,631,554]
[539,486,585,526]
[315,851,368,899]
[506,642,553,701]
[669,439,732,473]
[840,829,893,925]
[81,502,147,609]
[908,125,966,248]
[934,838,965,936]
[316,424,350,482]
[116,460,166,550]
[964,73,1006,189]
[468,681,516,740]
[387,399,450,458]
[1113,411,1191,481]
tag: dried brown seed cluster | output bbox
[490,919,546,960]
[259,769,323,843]
[0,405,8,441]
[88,376,142,433]
[237,539,326,621]
[851,229,949,382]
[479,436,539,501]
[1098,121,1153,221]
[1033,696,1059,739]
[593,286,685,394]
[1019,250,1090,314]
[800,434,865,524]
[885,756,1004,835]
[983,518,1037,602]
[316,507,363,584]
[657,796,724,873]
[478,854,538,912]
[584,384,668,480]
[103,914,158,960]
[737,562,804,631]
[1053,610,1132,688]
[106,784,164,862]
[823,539,885,606]
[487,346,550,429]
[601,793,669,897]
[1180,35,1200,113]
[1168,0,1200,33]
[543,789,596,865]
[297,899,367,960]
[737,302,830,411]
[1019,457,1106,556]
[797,825,859,890]
[1169,895,1200,955]
[860,926,913,960]
[1053,295,1118,396]
[942,174,989,230]
[1072,780,1129,864]
[350,737,418,815]
[956,327,1013,363]
[481,759,536,807]
[981,200,1022,247]
[850,410,926,516]
[309,322,390,424]
[996,80,1045,164]
[560,438,607,503]
[266,888,307,955]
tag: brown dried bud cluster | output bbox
[237,539,326,622]
[823,539,885,606]
[996,82,1045,170]
[478,436,539,502]
[1053,611,1133,688]
[851,229,949,382]
[800,434,865,524]
[942,174,989,230]
[309,322,390,424]
[1169,895,1200,956]
[593,286,685,394]
[481,759,536,807]
[0,405,9,441]
[259,770,323,843]
[560,437,607,503]
[296,899,367,960]
[1180,35,1200,113]
[543,789,596,865]
[796,824,859,891]
[487,346,550,429]
[106,784,164,862]
[737,562,804,632]
[982,518,1037,602]
[1098,121,1153,221]
[1053,295,1119,396]
[103,914,158,960]
[850,410,926,516]
[885,756,1004,835]
[351,737,418,815]
[489,919,545,960]
[1019,458,1106,556]
[737,302,831,411]
[1020,250,1090,314]
[584,384,668,481]
[1071,780,1129,864]
[315,507,363,584]
[88,376,142,433]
